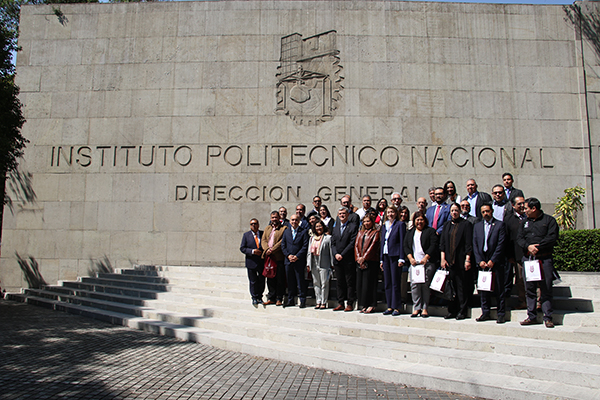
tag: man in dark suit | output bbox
[426,187,451,234]
[239,218,264,305]
[491,184,513,222]
[465,179,492,220]
[503,196,527,309]
[279,206,291,228]
[473,203,507,323]
[281,214,310,308]
[340,195,360,226]
[502,172,525,202]
[295,204,309,230]
[331,206,359,311]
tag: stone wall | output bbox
[1,0,597,291]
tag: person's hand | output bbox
[487,260,494,269]
[528,244,539,256]
[335,254,343,261]
[465,260,471,271]
[266,248,272,255]
[479,261,487,268]
[440,260,448,269]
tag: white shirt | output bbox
[412,230,426,263]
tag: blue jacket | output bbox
[380,220,406,261]
[240,230,263,269]
[281,225,310,267]
[426,203,451,234]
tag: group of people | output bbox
[240,173,560,328]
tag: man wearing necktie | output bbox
[331,207,359,311]
[240,218,265,305]
[281,214,310,308]
[502,172,525,203]
[473,203,507,323]
[426,187,451,234]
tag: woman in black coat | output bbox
[440,203,474,320]
[404,211,439,318]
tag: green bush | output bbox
[553,229,600,272]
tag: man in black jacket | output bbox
[331,207,359,311]
[503,196,527,309]
[517,198,559,328]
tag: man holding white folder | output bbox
[473,203,507,323]
[517,198,559,328]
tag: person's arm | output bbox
[281,230,290,257]
[537,216,560,250]
[472,224,484,265]
[397,222,406,265]
[489,222,506,266]
[296,229,310,259]
[240,233,254,256]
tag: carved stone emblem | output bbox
[275,31,344,126]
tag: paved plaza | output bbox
[0,300,481,400]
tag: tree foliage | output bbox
[554,186,586,231]
[0,25,27,179]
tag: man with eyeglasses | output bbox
[491,184,513,222]
[426,187,451,234]
[240,218,264,305]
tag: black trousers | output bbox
[523,257,554,321]
[479,263,506,317]
[356,261,379,309]
[266,260,286,301]
[246,265,265,301]
[335,260,356,306]
[286,261,308,301]
[447,264,474,316]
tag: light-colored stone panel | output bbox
[166,231,197,264]
[50,92,78,119]
[109,231,140,260]
[205,10,261,35]
[177,9,206,37]
[104,90,132,118]
[28,230,57,259]
[131,89,160,117]
[43,202,71,230]
[359,89,389,117]
[55,231,84,259]
[81,38,108,64]
[216,88,259,116]
[58,174,85,202]
[14,209,44,231]
[82,230,111,258]
[21,92,52,119]
[174,63,203,89]
[15,67,42,92]
[112,174,141,202]
[59,259,79,282]
[137,231,167,265]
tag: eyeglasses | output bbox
[250,222,258,225]
[492,191,504,195]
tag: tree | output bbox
[554,186,586,231]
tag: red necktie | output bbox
[432,205,441,230]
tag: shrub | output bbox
[553,229,600,272]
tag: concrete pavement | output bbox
[0,300,481,400]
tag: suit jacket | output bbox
[331,220,359,265]
[240,230,263,269]
[281,225,310,267]
[503,211,526,262]
[473,218,506,265]
[403,226,440,264]
[261,224,287,262]
[468,191,493,220]
[425,202,451,234]
[439,218,473,267]
[506,186,525,202]
[379,220,406,260]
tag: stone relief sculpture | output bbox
[275,31,344,125]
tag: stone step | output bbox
[143,292,600,345]
[79,276,171,292]
[96,273,169,284]
[555,273,600,287]
[61,281,167,299]
[139,299,600,366]
[4,292,598,400]
[26,287,148,307]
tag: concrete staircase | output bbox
[5,266,600,400]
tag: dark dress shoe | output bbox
[382,309,393,315]
[299,301,306,309]
[392,310,401,316]
[496,315,506,324]
[520,318,538,326]
[456,314,466,320]
[544,320,555,328]
[444,313,457,320]
[252,299,258,305]
[283,301,295,308]
[476,314,491,322]
[333,304,345,311]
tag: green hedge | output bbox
[553,229,600,272]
